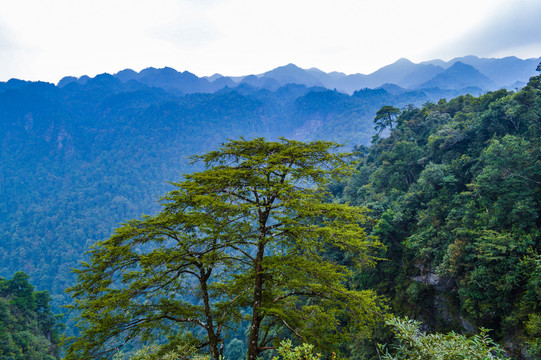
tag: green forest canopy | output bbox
[66,138,384,360]
[331,73,541,358]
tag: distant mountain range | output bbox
[0,72,434,306]
[0,55,539,313]
[57,55,541,95]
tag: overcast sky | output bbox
[0,0,540,83]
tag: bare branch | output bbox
[279,318,307,343]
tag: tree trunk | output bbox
[200,267,221,360]
[247,242,265,360]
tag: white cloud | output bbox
[442,0,541,59]
[0,0,536,82]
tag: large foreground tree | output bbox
[67,138,383,360]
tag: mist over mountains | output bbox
[58,55,541,95]
[0,55,539,310]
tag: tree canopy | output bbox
[66,138,384,360]
[374,105,401,133]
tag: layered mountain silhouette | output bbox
[1,55,540,311]
[57,55,541,95]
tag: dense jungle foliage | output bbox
[330,74,541,358]
[0,272,62,360]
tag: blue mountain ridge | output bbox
[55,56,541,95]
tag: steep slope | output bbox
[334,75,541,358]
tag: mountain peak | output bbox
[446,61,482,73]
[450,55,481,64]
[265,63,304,74]
[448,61,471,69]
[115,69,138,83]
[262,64,322,87]
[419,61,494,90]
[394,58,414,65]
[284,63,302,69]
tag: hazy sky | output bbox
[0,0,540,82]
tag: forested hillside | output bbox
[0,73,459,308]
[0,61,540,359]
[331,73,541,358]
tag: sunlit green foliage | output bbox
[271,340,321,360]
[379,316,505,359]
[66,138,384,360]
[124,343,211,360]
